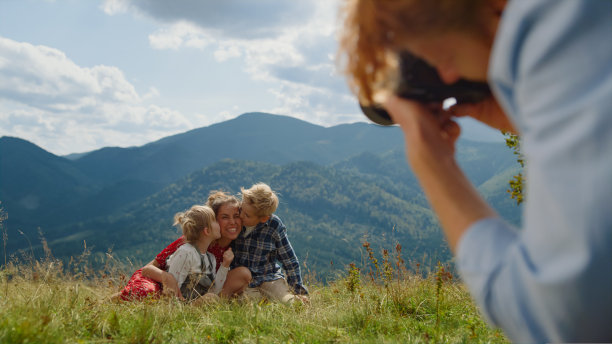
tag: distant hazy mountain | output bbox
[0,136,96,228]
[71,112,406,184]
[0,112,521,275]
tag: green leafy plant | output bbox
[345,262,361,294]
[504,132,524,205]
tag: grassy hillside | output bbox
[2,114,404,255]
[44,160,447,280]
[5,149,520,279]
[0,244,509,344]
[1,113,522,277]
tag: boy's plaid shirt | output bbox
[231,214,308,295]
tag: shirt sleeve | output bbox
[204,252,226,295]
[210,266,229,295]
[459,1,612,342]
[273,217,308,295]
[155,236,185,270]
[167,245,199,288]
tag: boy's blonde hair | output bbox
[173,205,216,244]
[240,183,278,217]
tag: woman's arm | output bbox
[141,260,183,299]
[384,96,498,252]
[140,236,186,298]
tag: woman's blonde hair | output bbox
[206,190,240,217]
[173,205,216,244]
[241,183,278,217]
[338,0,486,105]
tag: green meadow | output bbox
[0,240,508,344]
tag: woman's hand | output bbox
[161,272,184,299]
[222,248,234,268]
[142,259,184,299]
[383,95,497,251]
[384,95,460,174]
[450,96,517,134]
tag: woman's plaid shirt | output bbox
[231,214,308,295]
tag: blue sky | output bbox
[0,0,500,156]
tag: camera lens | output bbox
[359,103,395,126]
[357,51,491,126]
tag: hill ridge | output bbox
[0,113,521,274]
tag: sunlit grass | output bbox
[0,257,508,343]
[0,210,507,343]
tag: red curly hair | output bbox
[337,0,486,105]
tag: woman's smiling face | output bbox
[216,203,242,240]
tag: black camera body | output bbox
[359,52,491,126]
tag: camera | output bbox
[359,52,491,126]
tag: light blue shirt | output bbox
[457,0,612,342]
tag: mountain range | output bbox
[0,112,521,278]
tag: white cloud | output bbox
[101,0,362,127]
[227,1,360,125]
[265,80,362,127]
[101,0,132,15]
[0,37,140,111]
[214,43,242,62]
[0,36,192,155]
[142,87,160,100]
[102,0,316,39]
[148,21,212,50]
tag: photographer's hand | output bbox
[385,96,460,168]
[385,95,497,252]
[451,96,517,134]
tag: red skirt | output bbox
[119,268,162,301]
[118,236,185,301]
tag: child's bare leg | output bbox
[220,267,251,298]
